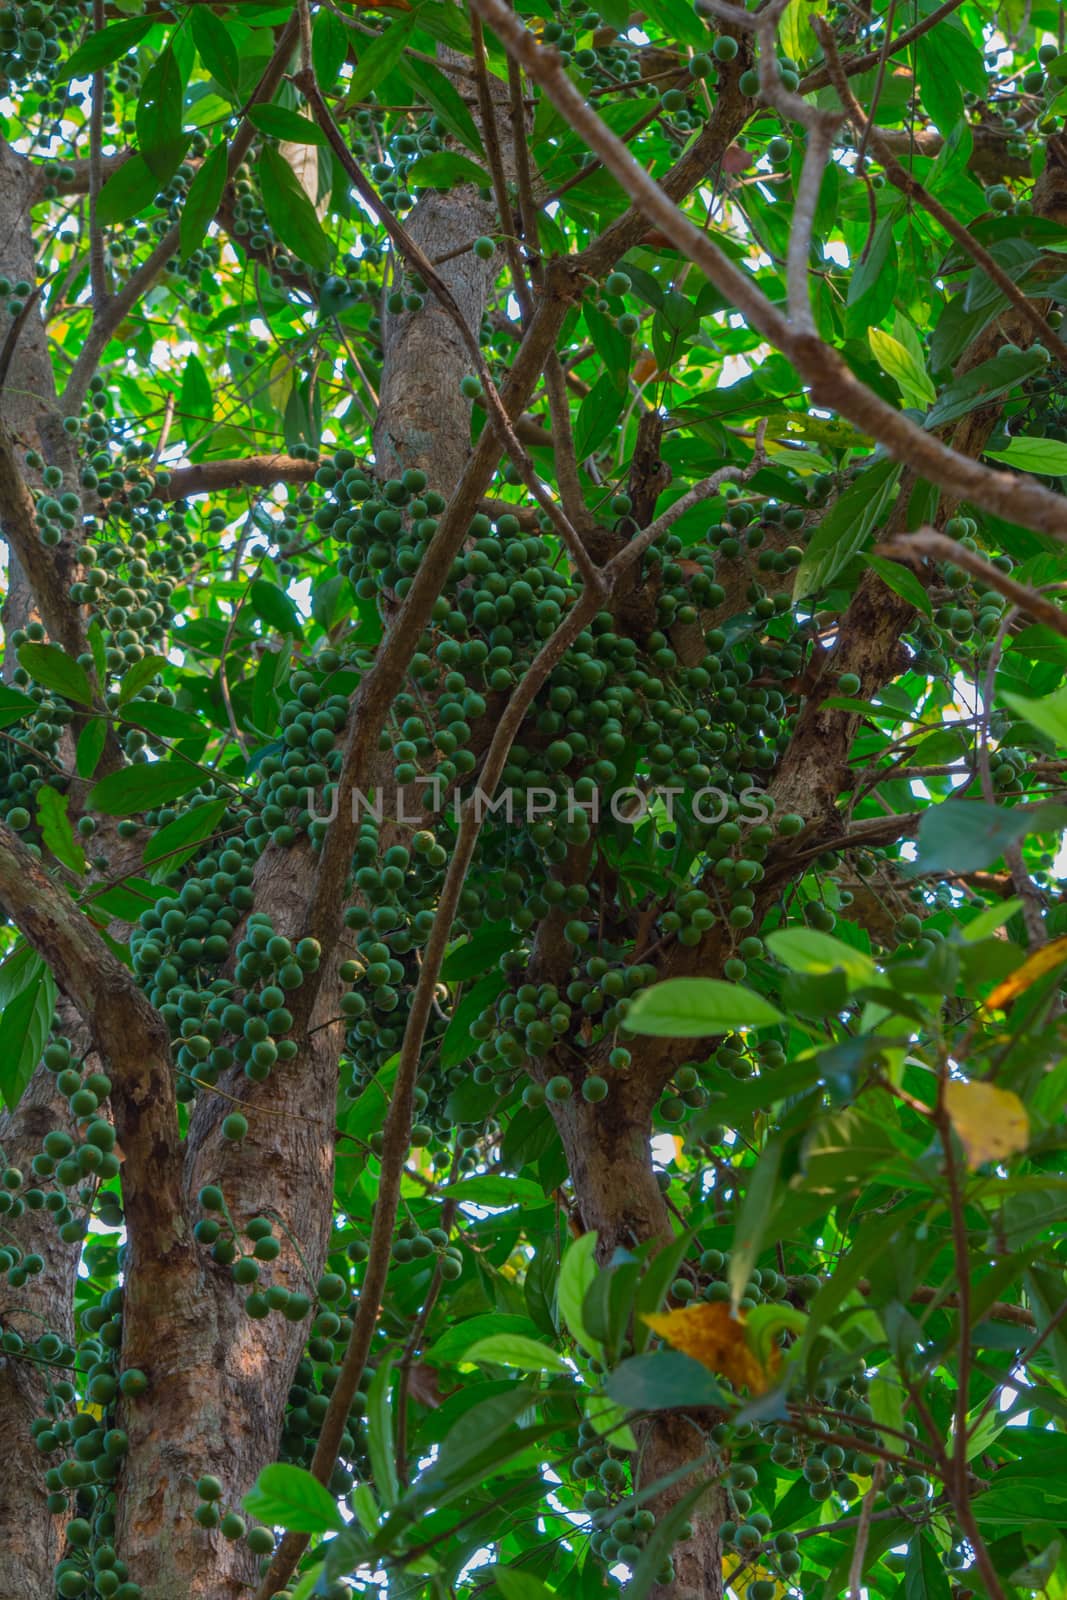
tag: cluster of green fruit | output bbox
[0,0,80,88]
[24,1286,148,1597]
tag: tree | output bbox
[1,0,1067,1597]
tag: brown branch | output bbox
[157,455,318,500]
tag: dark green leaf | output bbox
[75,719,107,781]
[912,799,1067,875]
[17,643,93,706]
[442,920,521,981]
[0,957,55,1114]
[143,796,228,868]
[247,104,328,145]
[406,152,490,190]
[136,46,187,181]
[57,15,153,80]
[249,578,303,636]
[257,145,332,271]
[180,141,227,259]
[606,1350,725,1412]
[794,458,901,600]
[190,6,240,97]
[924,347,1046,429]
[88,760,205,816]
[243,1463,344,1534]
[97,154,162,226]
[573,371,625,463]
[398,57,480,153]
[312,8,348,91]
[348,16,415,105]
[36,787,86,876]
[904,1532,952,1600]
[729,1137,784,1311]
[865,552,934,618]
[178,356,212,431]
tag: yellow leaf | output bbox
[943,1080,1029,1170]
[643,1301,781,1394]
[985,934,1067,1011]
[730,1563,787,1600]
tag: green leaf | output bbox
[607,1350,725,1412]
[178,355,212,431]
[423,1314,543,1368]
[243,1463,345,1534]
[912,798,1067,875]
[793,458,901,600]
[0,956,56,1114]
[442,919,521,981]
[1002,684,1067,745]
[406,152,490,190]
[97,154,162,226]
[729,1137,785,1313]
[89,760,205,816]
[57,14,153,80]
[116,654,165,707]
[624,977,785,1036]
[0,942,40,1009]
[398,57,480,153]
[249,578,303,636]
[75,719,107,781]
[845,218,897,336]
[136,46,187,181]
[143,796,228,869]
[440,970,507,1067]
[464,1333,571,1374]
[17,643,93,706]
[573,371,625,463]
[0,683,38,729]
[925,347,1046,429]
[180,141,227,259]
[905,1532,953,1600]
[257,145,332,272]
[986,435,1067,476]
[312,8,348,91]
[491,1569,558,1600]
[584,1391,638,1452]
[120,701,205,742]
[366,1356,399,1509]
[247,104,327,145]
[190,6,240,97]
[558,1231,601,1358]
[865,552,933,618]
[348,15,415,105]
[869,326,937,407]
[765,927,876,986]
[36,787,86,875]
